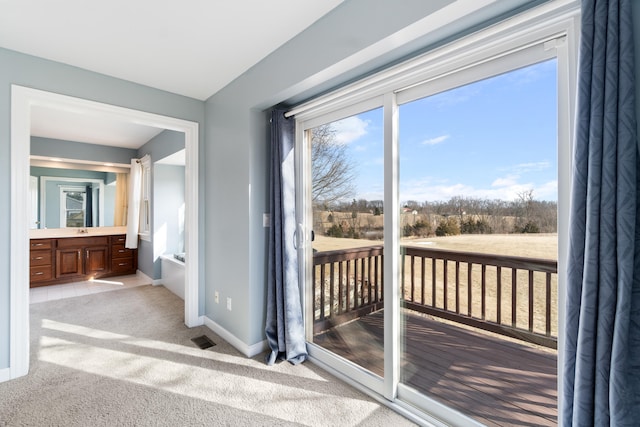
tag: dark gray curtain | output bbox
[85,185,93,227]
[564,0,639,424]
[265,109,308,365]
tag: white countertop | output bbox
[30,226,128,239]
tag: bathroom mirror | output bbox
[30,159,130,229]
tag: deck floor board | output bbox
[313,310,557,426]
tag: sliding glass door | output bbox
[306,107,385,380]
[397,60,559,425]
[296,12,575,424]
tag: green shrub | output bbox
[435,217,460,236]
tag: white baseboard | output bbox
[0,367,11,383]
[151,279,163,286]
[203,316,268,358]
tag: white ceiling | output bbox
[0,0,343,101]
[31,105,164,149]
[1,0,343,149]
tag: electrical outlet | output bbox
[263,213,271,228]
[226,297,232,311]
[214,291,219,304]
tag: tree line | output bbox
[315,191,557,239]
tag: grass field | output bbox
[312,233,559,338]
[314,233,558,259]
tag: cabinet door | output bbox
[86,246,109,276]
[56,248,82,278]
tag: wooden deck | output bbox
[313,310,557,426]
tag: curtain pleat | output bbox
[85,185,93,227]
[265,109,308,365]
[564,0,639,424]
[125,158,143,249]
[114,173,129,227]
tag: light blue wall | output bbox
[154,164,186,279]
[136,130,186,279]
[204,0,543,347]
[0,47,204,370]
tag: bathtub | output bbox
[160,254,185,300]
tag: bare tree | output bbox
[311,124,356,204]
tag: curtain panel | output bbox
[265,109,308,366]
[564,0,639,425]
[125,157,143,249]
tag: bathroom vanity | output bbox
[29,228,137,288]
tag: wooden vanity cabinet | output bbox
[30,239,54,285]
[30,233,137,287]
[110,235,137,274]
[55,236,109,280]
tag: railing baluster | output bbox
[329,262,335,317]
[374,255,379,303]
[368,255,373,304]
[401,252,406,302]
[320,264,325,321]
[529,270,534,332]
[411,255,416,303]
[354,258,359,308]
[481,264,486,320]
[443,259,448,311]
[421,257,426,305]
[346,260,351,311]
[512,269,517,328]
[380,254,384,302]
[313,264,317,321]
[338,261,344,314]
[455,261,460,314]
[360,258,365,307]
[431,258,436,307]
[467,262,472,317]
[546,272,552,336]
[497,266,502,324]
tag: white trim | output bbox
[203,316,268,358]
[383,91,400,401]
[8,85,200,381]
[288,0,579,121]
[0,368,10,383]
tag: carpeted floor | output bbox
[0,285,415,426]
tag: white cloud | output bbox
[422,134,450,146]
[332,116,369,144]
[491,174,519,187]
[509,161,551,174]
[395,176,557,203]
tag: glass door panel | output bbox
[398,60,559,425]
[308,108,385,377]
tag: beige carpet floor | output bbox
[0,285,415,426]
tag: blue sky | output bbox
[324,59,558,204]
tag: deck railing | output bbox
[313,244,558,348]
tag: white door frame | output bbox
[9,85,201,380]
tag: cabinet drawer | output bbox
[30,250,52,266]
[111,244,134,259]
[110,235,127,245]
[30,266,53,282]
[30,239,52,250]
[111,258,135,273]
[57,236,108,249]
